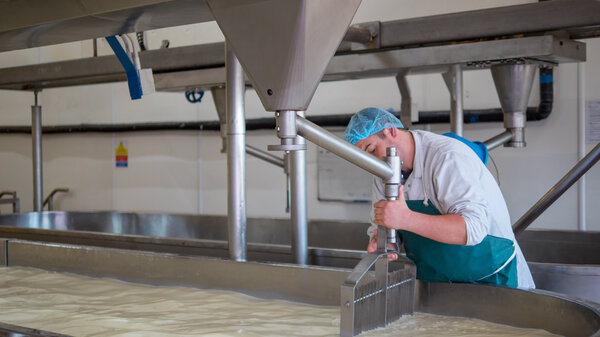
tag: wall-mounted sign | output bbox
[115,142,128,167]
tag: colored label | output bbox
[115,142,128,168]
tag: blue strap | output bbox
[105,36,143,100]
[443,132,489,165]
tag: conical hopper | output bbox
[491,63,536,116]
[491,63,536,147]
[207,0,362,112]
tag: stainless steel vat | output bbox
[1,212,599,299]
[1,238,599,336]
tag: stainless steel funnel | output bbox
[207,0,362,112]
[491,63,537,147]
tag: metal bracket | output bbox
[344,21,381,51]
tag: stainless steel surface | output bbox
[245,145,284,169]
[0,191,20,213]
[326,35,583,81]
[416,282,600,337]
[211,86,227,153]
[378,0,600,48]
[484,131,514,151]
[529,262,600,305]
[6,240,348,306]
[443,64,464,136]
[341,22,381,52]
[31,103,43,212]
[341,147,412,336]
[0,321,72,337]
[207,0,361,111]
[268,110,306,152]
[343,26,373,45]
[0,42,226,91]
[3,238,599,336]
[0,0,213,53]
[2,211,600,308]
[513,143,600,236]
[0,239,6,266]
[0,35,583,92]
[290,111,308,265]
[0,212,371,251]
[296,117,393,180]
[395,69,412,128]
[383,147,400,244]
[491,63,536,148]
[578,62,587,231]
[226,44,246,262]
[43,188,69,211]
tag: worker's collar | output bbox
[407,130,423,180]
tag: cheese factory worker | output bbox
[343,107,535,289]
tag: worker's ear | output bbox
[387,127,398,138]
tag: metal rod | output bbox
[484,131,514,151]
[513,143,600,236]
[343,26,372,45]
[291,111,308,265]
[395,69,412,129]
[296,117,393,180]
[32,91,43,212]
[245,145,284,168]
[577,62,586,231]
[225,43,247,261]
[444,64,464,136]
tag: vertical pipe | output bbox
[443,65,464,136]
[450,64,464,136]
[577,62,586,231]
[226,43,247,261]
[32,91,43,212]
[290,111,308,265]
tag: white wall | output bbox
[0,0,598,231]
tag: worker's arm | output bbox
[373,185,468,245]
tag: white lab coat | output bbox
[369,130,535,289]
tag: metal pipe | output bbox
[291,111,308,265]
[296,117,393,180]
[43,188,69,211]
[484,131,514,151]
[443,65,464,136]
[577,62,586,231]
[245,145,284,168]
[395,69,412,128]
[343,26,373,45]
[225,43,247,262]
[513,143,600,236]
[32,91,43,212]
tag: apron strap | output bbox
[476,242,517,281]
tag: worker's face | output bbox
[355,129,395,160]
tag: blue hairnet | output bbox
[343,107,404,144]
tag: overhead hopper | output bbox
[491,63,537,148]
[206,0,362,112]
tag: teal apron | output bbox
[400,200,518,288]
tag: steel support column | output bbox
[225,43,246,261]
[31,91,43,212]
[290,111,308,265]
[443,64,464,136]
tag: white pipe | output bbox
[226,43,247,261]
[577,62,586,231]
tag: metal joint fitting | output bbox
[268,110,307,151]
[383,147,401,244]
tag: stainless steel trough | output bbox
[1,211,600,336]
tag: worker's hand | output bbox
[373,185,412,230]
[367,228,399,262]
